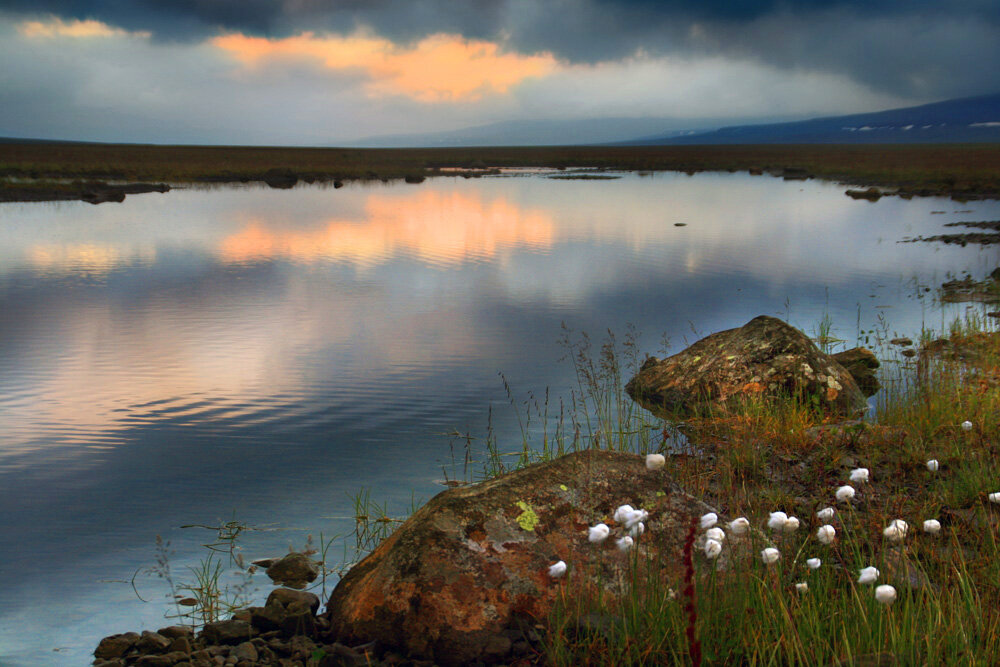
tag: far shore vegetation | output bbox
[3,141,1000,203]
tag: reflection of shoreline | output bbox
[218,189,555,266]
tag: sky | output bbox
[1,0,998,145]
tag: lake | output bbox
[1,170,998,664]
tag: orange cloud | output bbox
[19,17,149,39]
[212,31,557,102]
[218,189,555,265]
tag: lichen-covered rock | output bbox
[625,315,867,418]
[831,347,881,396]
[324,449,714,666]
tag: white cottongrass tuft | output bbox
[588,523,610,543]
[858,566,880,585]
[806,558,822,570]
[816,507,836,521]
[962,420,973,432]
[783,516,800,533]
[926,459,939,472]
[875,584,897,605]
[923,519,942,535]
[645,453,666,470]
[989,492,1000,504]
[629,522,645,539]
[761,547,781,565]
[835,485,856,502]
[768,511,789,531]
[728,517,750,535]
[883,519,909,542]
[616,536,634,551]
[705,527,725,542]
[795,582,809,594]
[614,505,635,524]
[700,512,719,529]
[548,561,567,578]
[704,538,723,559]
[817,524,836,545]
[623,509,648,530]
[849,467,870,484]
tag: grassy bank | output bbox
[528,316,1000,665]
[4,142,1000,202]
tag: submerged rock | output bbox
[324,449,713,666]
[625,315,867,419]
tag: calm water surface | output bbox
[2,172,999,664]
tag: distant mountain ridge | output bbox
[622,93,1000,145]
[347,115,798,148]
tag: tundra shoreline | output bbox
[3,142,1000,203]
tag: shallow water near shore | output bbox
[1,171,999,664]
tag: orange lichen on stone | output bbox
[324,449,714,666]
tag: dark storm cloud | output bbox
[2,0,998,99]
[3,0,998,42]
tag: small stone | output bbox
[279,601,317,638]
[233,641,258,663]
[326,642,370,666]
[137,631,172,653]
[266,587,321,614]
[249,605,285,632]
[289,634,317,659]
[95,632,140,659]
[266,553,320,589]
[200,619,252,646]
[169,636,193,654]
[255,645,278,663]
[158,626,194,640]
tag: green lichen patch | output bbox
[515,501,540,531]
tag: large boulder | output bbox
[625,315,867,419]
[324,449,713,666]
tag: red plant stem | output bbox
[682,516,702,667]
